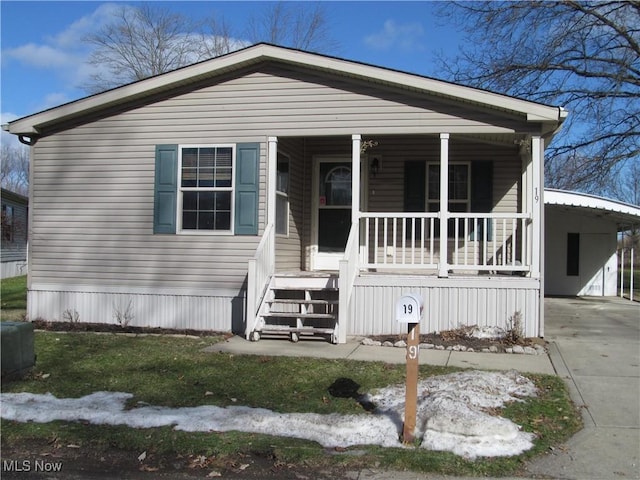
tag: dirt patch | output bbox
[370,325,547,353]
[31,320,229,339]
[1,439,354,479]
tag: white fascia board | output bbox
[545,189,640,219]
[277,47,563,122]
[7,43,564,135]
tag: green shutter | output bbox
[234,143,260,235]
[153,144,178,234]
[471,161,493,240]
[404,161,426,239]
[404,161,426,212]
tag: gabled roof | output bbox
[4,43,567,138]
[545,188,640,230]
[1,188,28,205]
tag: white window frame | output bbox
[426,161,471,212]
[176,144,236,236]
[275,152,290,237]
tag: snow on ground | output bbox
[1,370,537,459]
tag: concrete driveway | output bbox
[525,297,640,479]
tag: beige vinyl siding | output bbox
[275,137,305,272]
[31,134,266,291]
[29,64,529,293]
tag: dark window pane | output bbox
[216,212,231,230]
[428,165,440,200]
[276,194,288,234]
[199,148,215,167]
[183,211,197,229]
[318,208,350,252]
[216,148,232,167]
[182,148,198,167]
[199,191,215,210]
[567,233,580,276]
[198,212,215,230]
[215,192,231,211]
[182,168,197,187]
[277,156,289,194]
[183,192,198,210]
[199,168,215,187]
[215,168,232,187]
[449,165,469,200]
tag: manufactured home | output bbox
[1,188,28,279]
[3,44,567,342]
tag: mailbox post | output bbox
[395,293,423,444]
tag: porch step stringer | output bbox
[249,274,340,343]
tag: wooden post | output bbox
[403,321,420,444]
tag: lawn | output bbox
[0,274,27,321]
[0,276,582,477]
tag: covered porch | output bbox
[246,130,546,343]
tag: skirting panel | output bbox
[28,288,245,333]
[1,261,27,279]
[349,278,541,338]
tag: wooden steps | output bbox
[250,273,339,343]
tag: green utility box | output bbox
[1,321,35,379]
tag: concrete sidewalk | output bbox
[206,334,556,375]
[523,297,640,480]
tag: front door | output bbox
[312,158,352,270]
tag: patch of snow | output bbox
[469,326,507,339]
[1,370,537,459]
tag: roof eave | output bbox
[6,43,566,136]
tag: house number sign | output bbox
[395,294,423,444]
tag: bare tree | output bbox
[245,2,336,52]
[436,1,639,197]
[82,3,337,94]
[1,143,29,196]
[83,5,203,93]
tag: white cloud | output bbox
[364,19,425,51]
[47,3,125,49]
[3,43,81,69]
[1,3,123,97]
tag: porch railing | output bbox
[246,223,275,339]
[361,212,531,273]
[338,221,360,344]
[362,212,439,268]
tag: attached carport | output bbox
[544,189,640,297]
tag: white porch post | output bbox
[351,134,361,223]
[439,133,450,278]
[531,135,544,337]
[267,136,278,226]
[531,136,543,280]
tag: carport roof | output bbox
[545,189,640,230]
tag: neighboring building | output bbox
[1,188,28,279]
[3,44,567,341]
[544,189,640,297]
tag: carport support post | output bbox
[403,322,420,444]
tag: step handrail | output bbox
[338,221,360,344]
[246,223,275,339]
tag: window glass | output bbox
[180,146,234,232]
[276,153,290,235]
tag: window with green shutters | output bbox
[153,143,260,236]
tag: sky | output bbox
[0,1,462,147]
[1,369,539,460]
